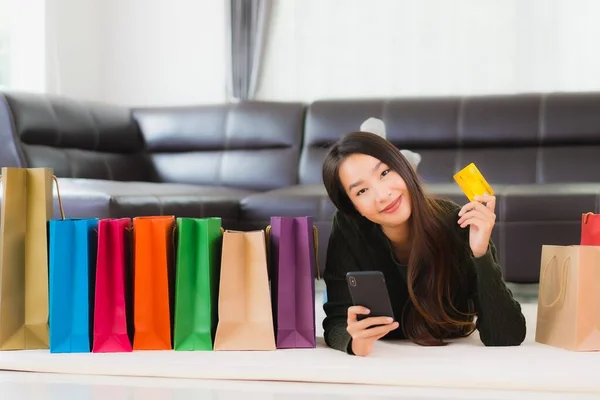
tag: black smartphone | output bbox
[346,271,395,321]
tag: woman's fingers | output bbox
[354,316,395,331]
[458,209,488,226]
[458,202,495,224]
[347,306,399,338]
[474,194,496,212]
[352,321,399,340]
[459,196,497,217]
[458,214,492,228]
[347,306,370,324]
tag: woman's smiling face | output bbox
[338,153,412,227]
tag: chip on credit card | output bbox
[453,163,494,202]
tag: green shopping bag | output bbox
[173,217,223,351]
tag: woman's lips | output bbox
[381,195,402,213]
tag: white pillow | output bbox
[359,118,422,169]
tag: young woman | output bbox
[321,131,526,356]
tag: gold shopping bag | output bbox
[0,167,64,350]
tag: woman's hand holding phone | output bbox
[346,306,399,356]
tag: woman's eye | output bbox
[357,188,366,196]
[381,169,390,178]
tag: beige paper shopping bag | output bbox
[535,245,600,351]
[213,230,276,351]
[0,167,60,350]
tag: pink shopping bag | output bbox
[92,218,133,353]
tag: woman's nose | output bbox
[374,185,390,202]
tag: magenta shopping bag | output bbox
[268,216,319,349]
[92,218,133,353]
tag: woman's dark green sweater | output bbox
[322,198,527,354]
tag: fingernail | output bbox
[364,308,370,314]
[386,317,393,323]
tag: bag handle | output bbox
[265,225,273,281]
[264,224,321,280]
[52,176,66,220]
[539,254,570,308]
[312,225,321,280]
[0,173,65,220]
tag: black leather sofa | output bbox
[2,91,600,283]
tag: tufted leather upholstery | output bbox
[300,93,600,185]
[3,90,600,283]
[0,92,304,230]
[0,92,155,181]
[244,93,600,282]
[52,178,251,229]
[133,101,305,191]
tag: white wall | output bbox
[10,0,227,106]
[5,0,45,93]
[45,0,102,100]
[5,0,600,105]
[97,0,227,106]
[258,0,600,102]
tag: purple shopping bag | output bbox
[267,216,319,349]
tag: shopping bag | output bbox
[92,218,133,353]
[535,245,600,351]
[213,230,276,351]
[132,216,175,350]
[48,218,98,353]
[267,216,319,349]
[0,167,62,350]
[581,212,600,245]
[173,217,222,351]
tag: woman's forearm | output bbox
[472,248,527,346]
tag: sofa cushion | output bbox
[55,179,253,228]
[0,92,154,182]
[133,101,305,191]
[239,184,334,222]
[299,96,542,185]
[0,179,113,226]
[298,93,600,188]
[502,183,600,222]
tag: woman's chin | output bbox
[378,208,411,227]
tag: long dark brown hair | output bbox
[322,131,474,346]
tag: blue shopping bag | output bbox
[48,218,98,353]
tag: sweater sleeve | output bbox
[469,239,527,346]
[322,212,364,354]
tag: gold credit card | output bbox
[453,163,494,202]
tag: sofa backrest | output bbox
[0,92,154,181]
[299,92,600,185]
[6,90,600,190]
[0,92,306,192]
[133,101,305,191]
